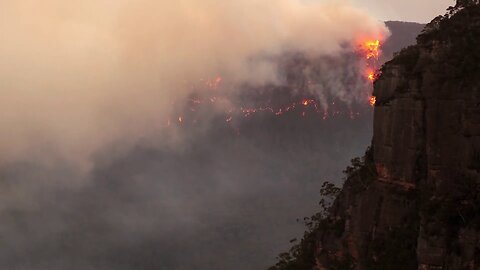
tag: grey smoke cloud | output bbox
[0,0,388,166]
[352,0,452,22]
[0,1,392,269]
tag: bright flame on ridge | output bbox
[359,38,382,107]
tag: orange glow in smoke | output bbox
[167,37,385,128]
[359,39,382,81]
[359,38,382,104]
[367,71,375,82]
[363,39,381,60]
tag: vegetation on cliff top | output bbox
[268,148,376,270]
[269,1,480,269]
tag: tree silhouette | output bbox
[456,0,480,7]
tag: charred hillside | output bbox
[270,2,480,270]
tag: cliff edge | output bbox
[271,1,480,269]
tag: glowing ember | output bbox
[367,71,375,82]
[369,96,376,106]
[206,76,223,90]
[169,94,370,128]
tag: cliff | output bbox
[270,1,480,269]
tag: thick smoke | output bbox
[0,1,391,269]
[0,0,387,166]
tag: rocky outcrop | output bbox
[315,2,480,269]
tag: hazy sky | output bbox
[354,0,454,23]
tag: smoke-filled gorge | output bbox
[0,0,388,163]
[0,1,429,270]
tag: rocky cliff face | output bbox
[314,2,480,270]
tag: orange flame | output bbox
[360,39,382,104]
[359,39,381,81]
[171,42,384,128]
[363,40,380,60]
[367,71,375,82]
[169,94,374,128]
[302,100,309,106]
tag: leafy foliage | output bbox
[342,146,376,193]
[268,148,376,270]
[267,181,341,270]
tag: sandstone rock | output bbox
[315,3,480,269]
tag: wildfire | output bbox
[367,71,375,82]
[359,39,382,79]
[167,38,384,128]
[363,40,381,60]
[302,99,315,106]
[167,94,370,128]
[205,76,223,90]
[360,38,382,106]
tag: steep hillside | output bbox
[270,1,480,269]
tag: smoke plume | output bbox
[0,1,392,269]
[0,0,388,166]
